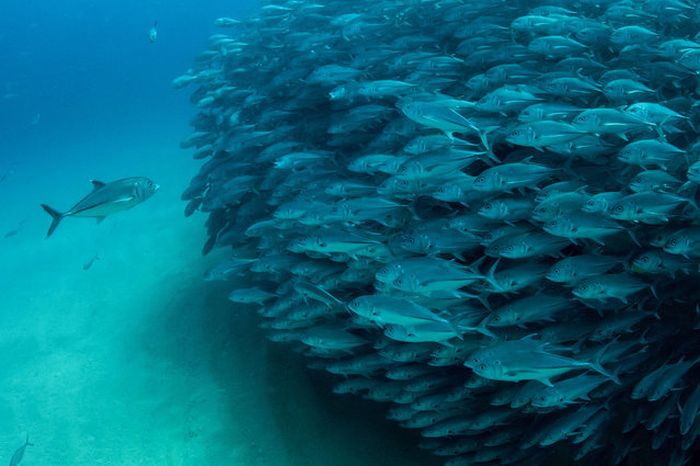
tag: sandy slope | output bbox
[0,129,437,465]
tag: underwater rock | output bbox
[178,0,700,464]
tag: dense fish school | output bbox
[177,0,700,464]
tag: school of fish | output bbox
[176,0,700,464]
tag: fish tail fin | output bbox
[591,348,621,385]
[485,258,501,290]
[473,317,496,339]
[40,204,64,238]
[478,126,500,163]
[25,434,33,447]
[592,361,620,385]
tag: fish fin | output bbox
[591,349,621,385]
[95,217,107,224]
[649,283,658,300]
[90,179,107,190]
[202,234,216,256]
[466,255,487,275]
[485,258,501,289]
[113,195,137,203]
[626,229,641,247]
[472,317,496,338]
[40,204,64,238]
[538,378,554,387]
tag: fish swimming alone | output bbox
[148,21,158,43]
[40,177,159,237]
[9,434,33,466]
[82,253,100,271]
[3,219,27,239]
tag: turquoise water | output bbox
[0,3,435,465]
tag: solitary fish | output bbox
[9,434,33,466]
[82,253,100,271]
[40,177,159,238]
[3,219,27,239]
[148,21,158,43]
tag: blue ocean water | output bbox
[0,2,436,464]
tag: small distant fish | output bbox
[0,169,11,183]
[82,253,100,271]
[9,434,33,466]
[3,219,27,239]
[30,113,40,126]
[148,21,158,43]
[214,17,241,28]
[40,177,159,238]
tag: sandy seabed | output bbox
[0,128,437,465]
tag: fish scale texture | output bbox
[178,0,700,465]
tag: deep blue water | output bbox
[0,0,257,154]
[0,2,437,464]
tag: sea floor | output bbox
[0,123,437,465]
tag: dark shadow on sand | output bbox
[133,276,439,466]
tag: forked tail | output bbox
[40,204,64,238]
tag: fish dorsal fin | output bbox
[90,180,107,190]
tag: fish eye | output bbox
[613,205,623,213]
[476,176,485,183]
[639,256,649,263]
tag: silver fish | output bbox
[41,177,158,237]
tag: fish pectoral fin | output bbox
[113,195,137,203]
[538,377,554,387]
[90,179,107,190]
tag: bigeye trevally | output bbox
[40,177,159,238]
